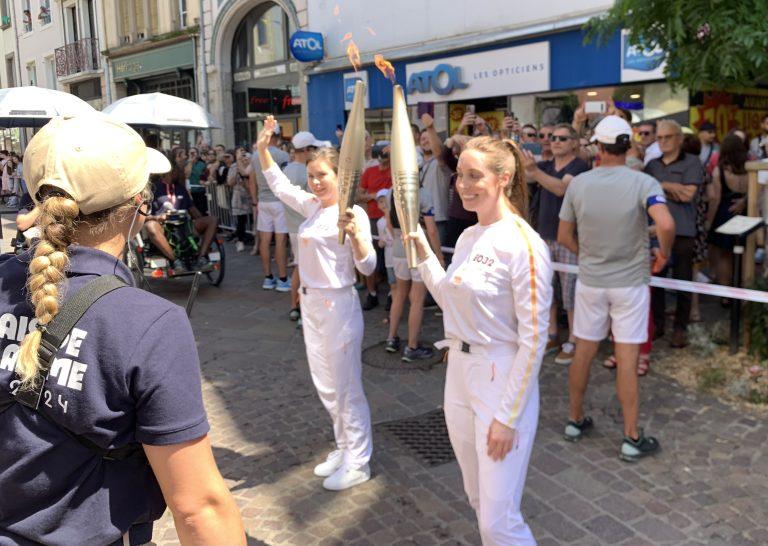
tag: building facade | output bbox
[202,0,308,148]
[302,0,688,143]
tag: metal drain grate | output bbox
[378,408,456,467]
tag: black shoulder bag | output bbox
[5,275,146,461]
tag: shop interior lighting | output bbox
[587,91,598,96]
[630,93,641,99]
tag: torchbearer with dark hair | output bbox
[257,114,376,491]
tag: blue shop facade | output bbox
[305,27,687,143]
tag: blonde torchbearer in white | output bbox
[256,115,377,492]
[405,137,552,545]
[337,80,367,245]
[390,85,421,268]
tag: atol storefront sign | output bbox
[620,30,666,83]
[405,42,549,103]
[289,31,324,62]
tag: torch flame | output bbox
[346,40,361,72]
[340,32,353,43]
[374,54,396,84]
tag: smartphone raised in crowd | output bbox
[584,101,606,114]
[466,104,476,114]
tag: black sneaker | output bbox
[402,345,434,362]
[563,416,594,442]
[385,336,401,353]
[362,293,379,311]
[620,430,661,462]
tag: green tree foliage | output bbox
[585,0,768,90]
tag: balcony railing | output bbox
[55,37,100,78]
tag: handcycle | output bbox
[127,209,226,287]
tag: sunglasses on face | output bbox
[380,153,390,159]
[539,133,551,139]
[638,131,652,137]
[523,132,537,138]
[550,135,571,142]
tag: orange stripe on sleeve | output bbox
[506,216,539,427]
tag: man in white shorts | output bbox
[251,127,290,291]
[557,115,675,462]
[385,185,444,362]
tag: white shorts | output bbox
[257,201,289,234]
[393,256,422,282]
[573,281,649,344]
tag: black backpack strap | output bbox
[16,275,126,410]
[12,275,146,461]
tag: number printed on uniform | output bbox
[472,254,494,267]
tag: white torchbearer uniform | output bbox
[263,165,377,468]
[418,214,552,546]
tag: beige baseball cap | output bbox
[23,112,171,215]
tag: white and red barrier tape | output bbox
[374,236,768,304]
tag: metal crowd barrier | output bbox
[205,184,255,235]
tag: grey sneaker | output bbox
[620,430,661,462]
[563,416,594,442]
[384,336,401,353]
[171,259,186,275]
[402,345,434,362]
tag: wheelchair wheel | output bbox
[205,237,225,286]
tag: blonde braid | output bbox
[16,195,80,388]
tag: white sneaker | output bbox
[313,449,344,478]
[235,241,245,252]
[322,463,370,491]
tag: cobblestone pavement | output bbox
[71,239,768,545]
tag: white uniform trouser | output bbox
[301,286,372,468]
[440,339,539,546]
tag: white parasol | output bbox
[102,92,220,130]
[0,86,96,128]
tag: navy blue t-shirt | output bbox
[151,179,194,214]
[535,157,590,241]
[0,246,209,545]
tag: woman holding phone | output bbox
[256,115,376,491]
[406,137,552,545]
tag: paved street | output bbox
[137,240,768,546]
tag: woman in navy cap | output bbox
[0,113,244,545]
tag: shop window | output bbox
[71,78,101,101]
[231,2,295,71]
[39,0,51,25]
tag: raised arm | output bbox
[257,116,318,216]
[421,113,447,166]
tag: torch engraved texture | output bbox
[337,80,366,244]
[390,85,420,268]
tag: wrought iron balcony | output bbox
[55,37,100,78]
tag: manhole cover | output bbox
[378,408,456,467]
[363,341,445,371]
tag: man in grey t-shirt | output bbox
[558,116,675,462]
[250,127,291,291]
[644,119,704,348]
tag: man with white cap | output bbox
[557,115,676,462]
[283,131,329,321]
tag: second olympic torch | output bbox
[337,80,366,245]
[390,85,420,268]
